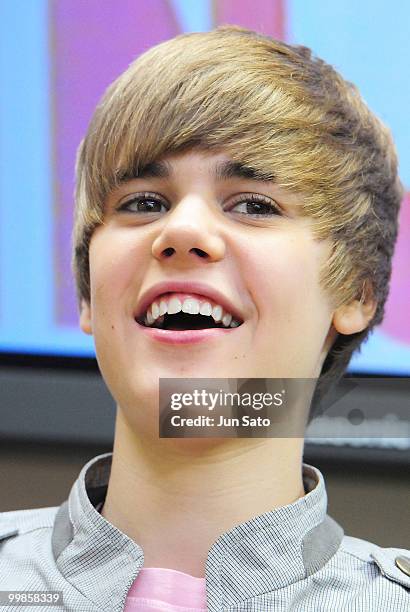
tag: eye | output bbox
[117,192,168,214]
[228,193,282,217]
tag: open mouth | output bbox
[136,311,242,331]
[135,293,243,331]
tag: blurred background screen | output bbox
[0,0,409,373]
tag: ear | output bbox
[332,283,378,335]
[79,299,93,335]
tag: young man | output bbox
[1,26,409,611]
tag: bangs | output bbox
[80,29,343,218]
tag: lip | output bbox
[134,280,245,322]
[135,322,238,345]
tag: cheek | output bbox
[239,233,318,321]
[88,231,145,319]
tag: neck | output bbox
[101,409,306,577]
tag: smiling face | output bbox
[80,149,340,436]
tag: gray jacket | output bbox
[0,453,409,611]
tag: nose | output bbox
[151,195,226,265]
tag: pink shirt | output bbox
[124,567,207,611]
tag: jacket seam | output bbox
[217,529,305,608]
[1,525,53,539]
[70,508,143,563]
[335,549,409,588]
[49,531,104,612]
[222,573,317,607]
[220,543,345,608]
[338,547,375,565]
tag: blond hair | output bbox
[73,26,403,415]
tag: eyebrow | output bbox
[127,159,275,183]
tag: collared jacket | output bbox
[0,453,409,611]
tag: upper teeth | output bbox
[143,295,241,328]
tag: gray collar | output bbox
[51,453,343,612]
